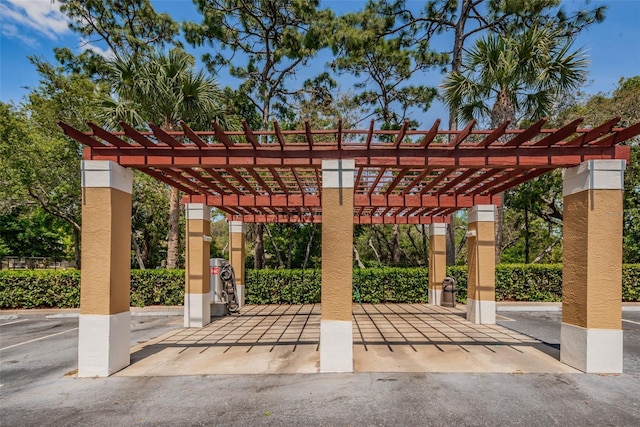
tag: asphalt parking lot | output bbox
[1,308,639,426]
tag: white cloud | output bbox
[1,0,70,41]
[79,38,115,60]
[1,21,39,47]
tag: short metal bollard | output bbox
[442,277,457,308]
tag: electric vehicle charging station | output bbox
[210,258,240,317]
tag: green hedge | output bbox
[0,269,186,309]
[1,264,638,309]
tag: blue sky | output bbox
[1,0,639,127]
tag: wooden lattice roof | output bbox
[58,117,638,224]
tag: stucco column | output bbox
[561,160,625,373]
[466,205,496,324]
[428,223,447,305]
[320,159,355,373]
[78,160,133,377]
[184,203,211,328]
[228,220,246,307]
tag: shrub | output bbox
[0,264,638,309]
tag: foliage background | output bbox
[1,265,638,309]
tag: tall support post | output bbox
[78,160,133,377]
[320,159,355,373]
[228,220,246,307]
[466,205,497,324]
[561,160,625,373]
[428,223,447,305]
[184,203,211,327]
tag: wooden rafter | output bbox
[58,116,638,224]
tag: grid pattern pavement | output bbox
[157,303,538,352]
[120,303,574,375]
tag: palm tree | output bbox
[442,26,588,128]
[441,27,588,263]
[99,48,226,269]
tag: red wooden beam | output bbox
[184,168,230,195]
[529,118,583,147]
[367,167,387,196]
[273,120,285,148]
[161,168,211,193]
[419,119,440,147]
[211,120,234,148]
[57,120,103,148]
[304,120,314,148]
[564,117,619,147]
[448,119,476,148]
[393,119,410,148]
[420,169,454,195]
[365,119,375,149]
[181,121,209,147]
[291,168,306,194]
[148,123,184,147]
[203,167,244,196]
[225,168,260,196]
[489,168,550,195]
[247,168,274,195]
[88,122,131,148]
[591,121,640,147]
[437,169,476,194]
[383,169,409,195]
[455,169,501,194]
[143,168,197,194]
[503,118,547,147]
[401,169,433,195]
[119,122,156,147]
[354,167,365,191]
[242,119,260,148]
[268,167,289,195]
[476,120,510,148]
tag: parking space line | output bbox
[0,327,78,351]
[0,319,29,327]
[622,319,640,326]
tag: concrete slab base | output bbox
[116,304,579,376]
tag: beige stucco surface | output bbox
[563,190,622,329]
[80,187,131,315]
[185,219,210,295]
[321,187,353,321]
[229,230,245,287]
[429,234,446,291]
[467,221,495,302]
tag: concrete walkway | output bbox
[117,303,576,376]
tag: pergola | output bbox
[59,116,639,376]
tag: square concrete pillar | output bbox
[228,221,246,307]
[78,160,133,377]
[320,159,355,373]
[184,203,211,328]
[428,223,447,305]
[466,205,496,324]
[561,160,625,373]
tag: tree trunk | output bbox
[421,224,428,267]
[524,208,530,263]
[368,235,382,267]
[302,224,315,269]
[392,224,401,265]
[73,227,81,269]
[254,223,265,269]
[132,233,145,270]
[495,203,504,264]
[354,246,365,269]
[446,219,456,265]
[166,186,180,269]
